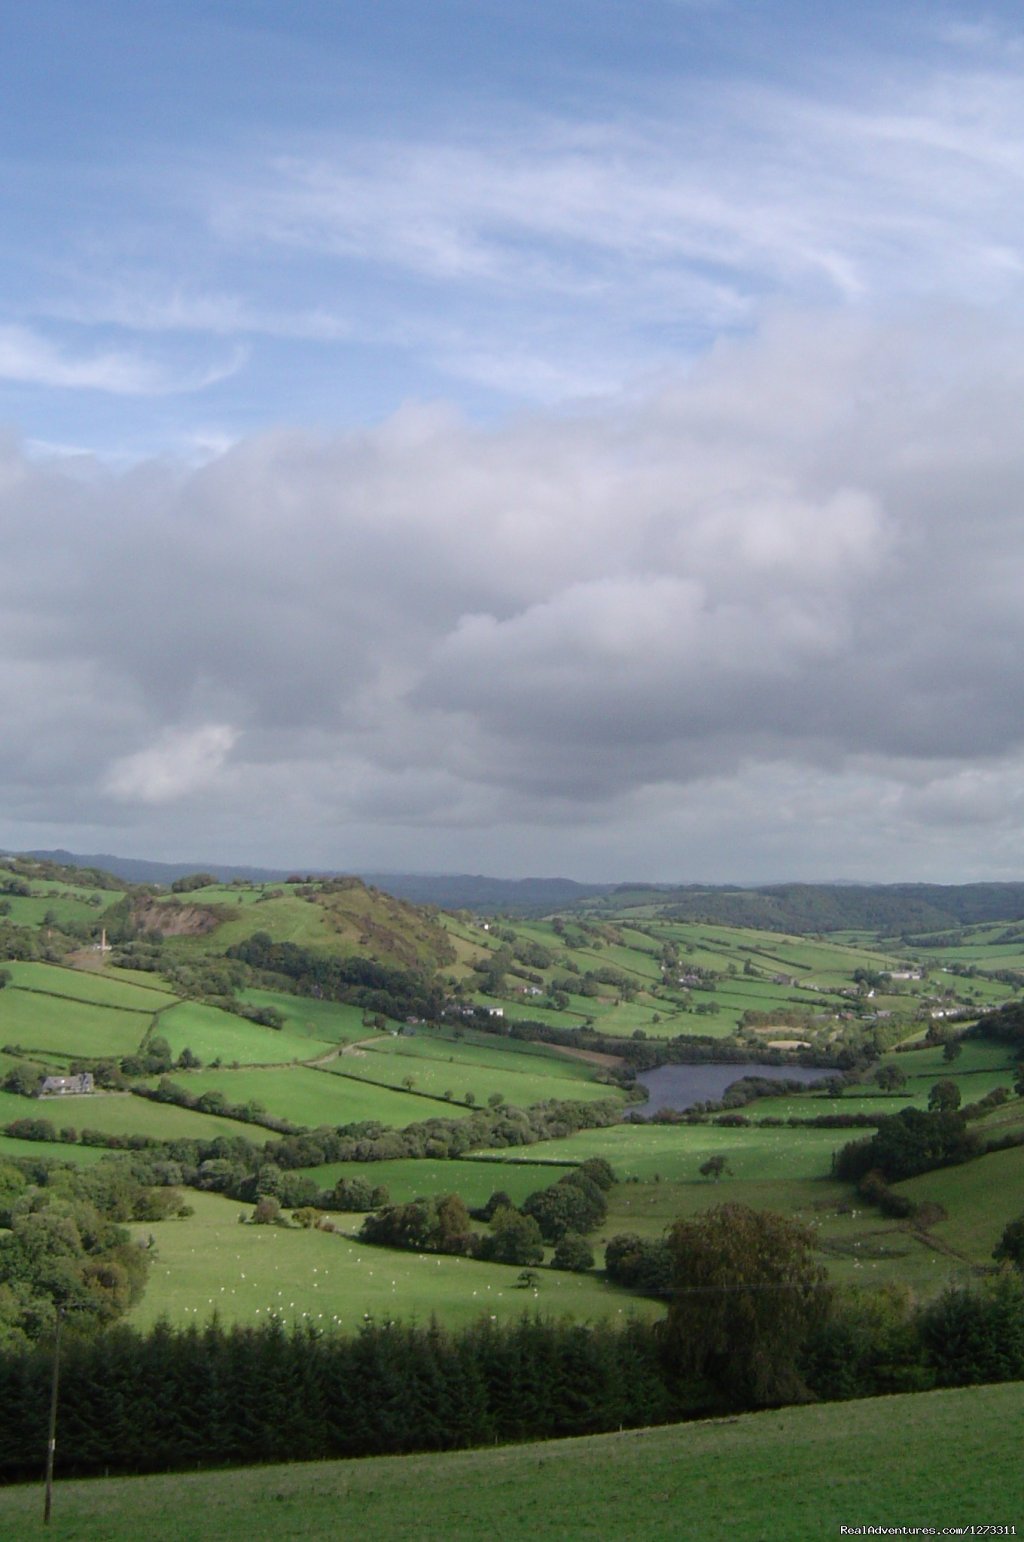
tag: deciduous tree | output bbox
[662,1203,830,1406]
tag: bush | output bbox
[475,1207,543,1266]
[552,1233,594,1272]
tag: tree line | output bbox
[3,1201,1024,1483]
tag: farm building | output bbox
[38,1072,94,1096]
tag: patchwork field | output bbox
[0,1088,274,1146]
[338,1033,620,1108]
[4,858,1024,1355]
[0,991,150,1059]
[237,987,381,1044]
[155,999,335,1066]
[153,1064,447,1127]
[476,1121,847,1184]
[2,961,178,1010]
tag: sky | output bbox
[4,0,1024,882]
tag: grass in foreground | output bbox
[7,1382,1022,1541]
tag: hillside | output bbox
[5,1383,1021,1541]
[3,845,1024,1363]
[588,880,1024,933]
[21,848,1024,929]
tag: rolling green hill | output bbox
[3,848,1024,1356]
[5,1382,1021,1541]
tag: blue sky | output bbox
[6,0,1017,455]
[3,2,1024,879]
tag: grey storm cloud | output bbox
[4,306,1024,873]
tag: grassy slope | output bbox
[128,1191,643,1333]
[294,1155,578,1208]
[7,1383,1022,1541]
[157,879,457,972]
[897,1143,1024,1260]
[0,992,151,1059]
[0,1134,111,1165]
[336,1035,618,1108]
[155,1000,334,1065]
[153,1064,452,1127]
[237,988,381,1044]
[478,1121,847,1183]
[2,961,177,1008]
[0,876,110,931]
[0,1088,275,1146]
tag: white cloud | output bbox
[216,61,1024,322]
[0,324,244,396]
[104,726,239,804]
[0,302,1023,876]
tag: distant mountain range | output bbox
[6,849,613,912]
[8,849,302,886]
[8,849,1024,931]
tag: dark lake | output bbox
[634,1062,831,1114]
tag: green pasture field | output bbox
[102,965,186,997]
[155,1000,334,1066]
[158,883,269,907]
[478,1122,845,1185]
[617,923,666,953]
[0,1134,111,1166]
[159,1065,441,1128]
[127,1191,648,1334]
[656,980,836,1033]
[894,1039,1017,1077]
[237,987,383,1044]
[932,949,1024,973]
[747,1041,1019,1121]
[897,1143,1024,1261]
[9,1382,1021,1541]
[960,977,1020,1005]
[586,941,662,981]
[0,1089,272,1147]
[914,920,1024,952]
[2,960,178,1010]
[0,885,107,929]
[443,933,494,974]
[0,990,150,1059]
[746,1091,924,1120]
[655,921,904,977]
[517,992,701,1039]
[0,1051,37,1083]
[163,893,337,955]
[293,1155,578,1208]
[341,1038,620,1109]
[625,1008,739,1040]
[599,1161,983,1285]
[594,1137,1020,1295]
[597,1174,956,1292]
[382,1031,613,1088]
[706,979,844,1013]
[424,1021,615,1071]
[583,999,696,1036]
[602,1172,848,1239]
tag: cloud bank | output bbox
[4,305,1024,878]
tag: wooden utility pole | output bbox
[43,1305,65,1525]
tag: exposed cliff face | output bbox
[131,896,220,937]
